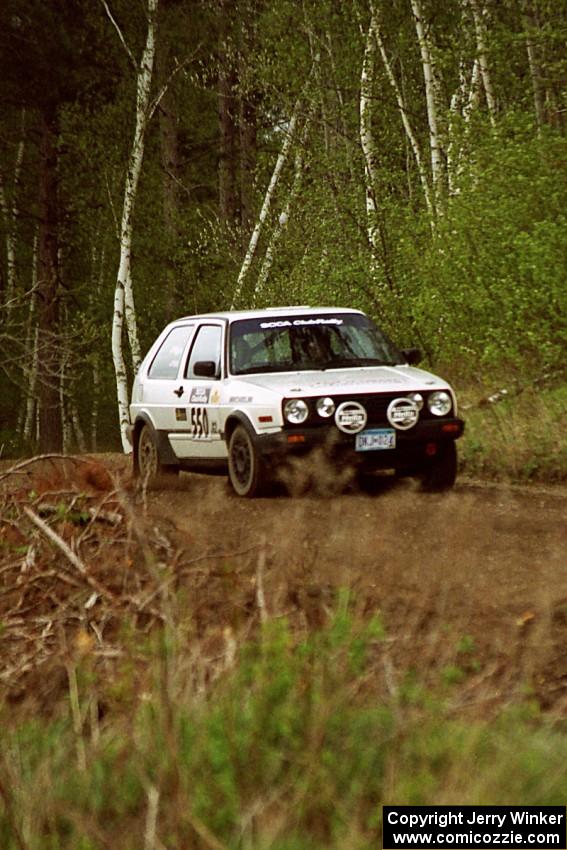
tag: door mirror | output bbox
[401,347,422,366]
[193,360,218,378]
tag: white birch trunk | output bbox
[447,53,482,194]
[410,0,444,197]
[231,59,318,308]
[469,0,497,125]
[110,0,158,453]
[371,6,434,217]
[125,267,142,372]
[253,114,312,302]
[230,106,301,308]
[360,12,381,262]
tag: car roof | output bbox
[170,306,364,324]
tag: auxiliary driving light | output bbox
[316,396,335,418]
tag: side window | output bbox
[186,325,223,379]
[148,325,194,379]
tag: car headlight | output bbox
[428,391,452,416]
[284,398,309,424]
[316,396,335,418]
[408,392,424,410]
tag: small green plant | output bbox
[2,605,567,850]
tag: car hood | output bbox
[238,365,451,396]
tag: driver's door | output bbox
[167,322,226,459]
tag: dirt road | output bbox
[147,466,567,709]
[1,454,567,712]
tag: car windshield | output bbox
[229,313,405,375]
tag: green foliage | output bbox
[460,384,567,482]
[3,611,567,848]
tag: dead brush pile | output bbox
[0,455,266,711]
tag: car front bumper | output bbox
[252,417,465,472]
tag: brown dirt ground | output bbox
[1,453,566,716]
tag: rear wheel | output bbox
[136,423,179,485]
[228,425,268,497]
[420,441,457,492]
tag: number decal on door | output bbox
[190,406,210,439]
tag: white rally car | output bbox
[129,306,464,496]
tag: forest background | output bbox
[0,0,566,467]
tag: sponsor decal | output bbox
[387,397,419,430]
[259,317,343,329]
[175,408,187,421]
[210,388,221,404]
[229,395,253,403]
[335,400,367,434]
[190,387,210,404]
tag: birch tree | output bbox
[371,6,434,218]
[359,9,381,263]
[104,0,158,452]
[253,111,313,303]
[410,0,444,200]
[468,0,497,125]
[231,60,318,308]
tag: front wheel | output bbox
[228,425,268,497]
[419,441,458,492]
[136,423,179,485]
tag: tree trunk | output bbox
[231,73,313,307]
[21,232,38,444]
[469,0,497,125]
[410,0,444,198]
[371,6,434,217]
[157,34,180,309]
[0,109,25,318]
[360,11,381,262]
[254,111,313,302]
[238,10,257,241]
[218,0,238,224]
[111,0,158,453]
[37,107,63,453]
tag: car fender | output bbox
[224,409,268,444]
[131,410,179,471]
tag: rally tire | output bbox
[419,441,458,492]
[228,425,268,497]
[136,423,179,485]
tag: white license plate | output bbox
[355,428,396,452]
